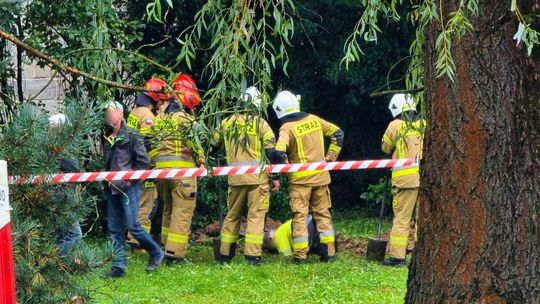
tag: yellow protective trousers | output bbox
[289,184,335,259]
[388,187,419,259]
[220,184,270,257]
[156,177,197,259]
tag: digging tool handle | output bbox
[377,169,391,240]
[217,158,224,229]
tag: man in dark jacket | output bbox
[102,101,164,278]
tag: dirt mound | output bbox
[203,221,221,235]
[337,229,415,255]
[337,234,369,255]
[190,229,209,244]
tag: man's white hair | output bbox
[104,101,124,111]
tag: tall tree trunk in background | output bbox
[0,38,7,96]
[0,37,13,124]
[15,15,24,103]
[406,1,540,303]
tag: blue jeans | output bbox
[58,222,82,256]
[107,181,162,271]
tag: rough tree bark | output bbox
[407,1,540,303]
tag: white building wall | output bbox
[9,46,64,113]
[20,61,64,113]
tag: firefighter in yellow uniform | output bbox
[152,75,203,261]
[215,87,279,265]
[125,80,162,247]
[272,90,344,264]
[381,93,425,267]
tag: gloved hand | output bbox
[325,151,338,162]
[197,154,206,167]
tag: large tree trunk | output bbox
[406,1,540,303]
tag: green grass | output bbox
[80,212,406,304]
[333,210,392,239]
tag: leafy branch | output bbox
[146,0,173,23]
[341,0,402,70]
[512,1,540,56]
[167,1,298,156]
[342,0,478,85]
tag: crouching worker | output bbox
[102,101,164,278]
[263,215,324,257]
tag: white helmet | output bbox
[243,86,262,108]
[389,94,416,118]
[273,90,301,119]
[48,113,68,126]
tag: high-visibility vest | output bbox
[274,219,293,256]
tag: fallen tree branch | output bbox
[369,87,424,98]
[62,47,173,74]
[0,29,161,93]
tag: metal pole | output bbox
[377,169,391,240]
[217,158,223,229]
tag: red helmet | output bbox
[172,74,201,110]
[145,78,171,102]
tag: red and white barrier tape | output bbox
[8,159,416,185]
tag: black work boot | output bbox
[146,250,164,273]
[103,267,126,278]
[216,241,237,264]
[245,255,264,266]
[218,254,233,264]
[164,255,187,264]
[319,243,337,263]
[292,257,307,265]
[382,257,406,267]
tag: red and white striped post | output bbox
[0,160,16,304]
